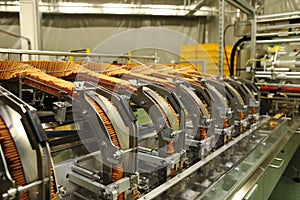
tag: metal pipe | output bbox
[0,29,31,51]
[71,165,101,181]
[138,146,159,156]
[256,83,300,88]
[257,11,300,19]
[256,31,300,37]
[256,38,300,44]
[0,48,156,60]
[251,18,257,72]
[257,23,300,32]
[256,71,300,75]
[274,60,300,68]
[255,75,300,79]
[257,15,300,23]
[226,0,255,17]
[2,179,47,199]
[260,86,300,93]
[186,0,205,16]
[265,68,290,71]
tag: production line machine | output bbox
[0,60,187,199]
[0,61,137,200]
[0,59,288,200]
[117,64,260,146]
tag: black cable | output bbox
[223,24,234,75]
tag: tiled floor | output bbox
[269,147,300,200]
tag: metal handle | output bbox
[269,157,284,169]
[244,184,258,200]
[259,134,269,145]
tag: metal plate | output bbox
[0,102,38,199]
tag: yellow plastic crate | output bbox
[180,43,235,76]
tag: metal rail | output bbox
[257,23,300,32]
[256,38,300,44]
[256,31,300,37]
[229,120,297,200]
[257,15,300,23]
[138,117,269,200]
[257,11,300,20]
[0,48,157,61]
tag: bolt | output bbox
[206,119,211,125]
[82,110,88,115]
[113,151,122,159]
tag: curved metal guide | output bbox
[143,87,179,131]
[0,86,54,200]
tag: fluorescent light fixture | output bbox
[0,1,216,16]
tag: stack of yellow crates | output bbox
[180,44,233,76]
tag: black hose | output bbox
[230,36,271,76]
[224,24,234,74]
[230,36,251,76]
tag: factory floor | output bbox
[269,147,300,200]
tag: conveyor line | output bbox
[0,116,29,200]
[0,61,75,96]
[23,61,181,158]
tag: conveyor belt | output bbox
[0,61,136,199]
[81,64,181,158]
[0,114,57,199]
[125,64,212,141]
[124,64,210,119]
[134,67,211,119]
[78,62,129,77]
[0,116,29,200]
[24,60,136,93]
[24,61,180,136]
[87,97,125,200]
[0,61,75,96]
[4,61,183,157]
[27,60,81,77]
[79,62,176,90]
[127,65,211,141]
[144,89,179,156]
[78,68,137,93]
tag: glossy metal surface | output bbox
[138,116,270,200]
[0,103,38,199]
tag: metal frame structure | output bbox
[0,48,157,63]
